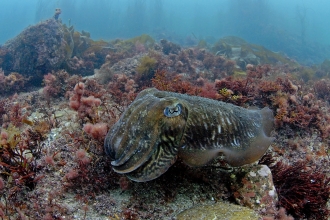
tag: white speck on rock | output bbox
[249,171,256,177]
[268,190,275,197]
[257,165,271,177]
[268,186,276,197]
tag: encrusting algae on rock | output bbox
[176,201,260,220]
[104,88,274,182]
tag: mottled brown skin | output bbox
[104,88,274,182]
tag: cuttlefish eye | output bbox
[164,103,182,117]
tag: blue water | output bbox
[1,0,330,64]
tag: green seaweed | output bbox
[71,31,91,56]
[197,39,208,49]
[69,29,109,57]
[136,55,157,76]
[84,39,109,54]
[299,67,315,82]
[114,34,155,53]
[61,24,74,59]
[211,38,233,57]
[130,34,155,46]
[321,59,330,70]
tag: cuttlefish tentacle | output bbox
[104,88,274,182]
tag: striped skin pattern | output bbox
[104,88,274,182]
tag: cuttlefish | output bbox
[104,88,274,182]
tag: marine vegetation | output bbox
[0,69,27,95]
[113,34,155,54]
[135,55,157,81]
[271,161,330,219]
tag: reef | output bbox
[211,36,299,70]
[0,17,330,220]
[0,19,73,81]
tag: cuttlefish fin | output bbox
[179,107,274,167]
[179,148,222,167]
[218,133,274,167]
[179,133,273,168]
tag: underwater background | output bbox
[1,0,330,65]
[1,0,330,219]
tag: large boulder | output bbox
[0,19,73,81]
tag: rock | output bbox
[177,201,260,220]
[0,19,73,80]
[211,36,298,69]
[160,39,181,55]
[95,54,143,84]
[231,164,278,213]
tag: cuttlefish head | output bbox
[104,89,188,182]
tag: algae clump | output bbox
[114,34,155,53]
[176,202,260,220]
[136,55,157,76]
[197,39,208,48]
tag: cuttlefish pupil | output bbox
[164,103,182,117]
[104,88,274,182]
